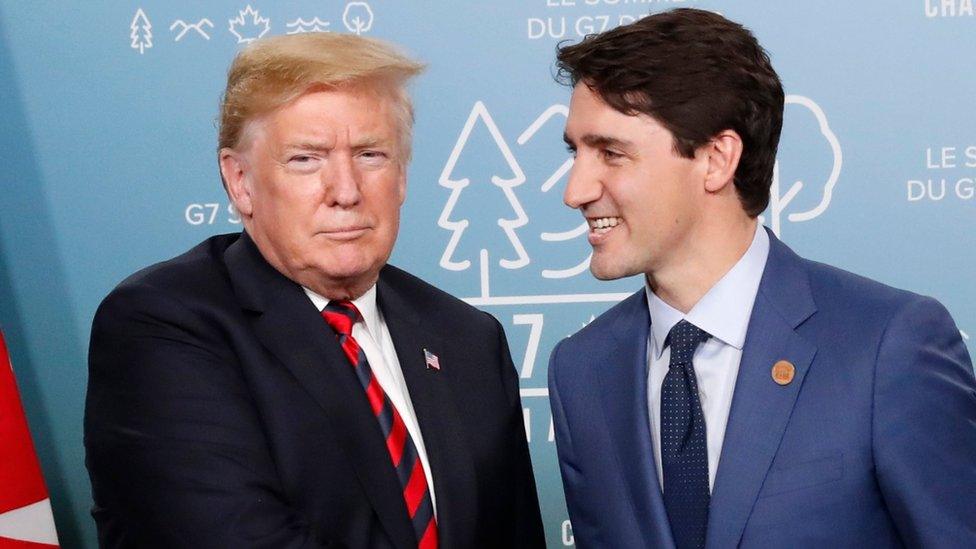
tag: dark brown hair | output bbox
[556,8,784,217]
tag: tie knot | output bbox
[665,319,710,366]
[321,300,361,336]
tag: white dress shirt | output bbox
[304,285,437,515]
[646,225,769,492]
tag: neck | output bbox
[302,273,377,302]
[647,216,758,314]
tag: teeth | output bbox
[590,217,621,230]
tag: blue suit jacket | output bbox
[549,229,976,548]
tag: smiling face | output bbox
[563,83,707,281]
[220,87,406,299]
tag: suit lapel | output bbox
[224,234,416,549]
[598,291,676,548]
[706,230,818,548]
[377,270,479,549]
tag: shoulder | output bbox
[94,234,239,330]
[380,264,500,333]
[762,229,948,332]
[785,252,965,373]
[116,233,237,294]
[562,289,645,348]
[549,289,646,374]
[800,255,943,323]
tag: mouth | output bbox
[587,216,622,233]
[586,216,622,245]
[320,226,370,240]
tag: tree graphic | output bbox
[343,2,374,35]
[762,95,842,237]
[438,101,529,297]
[130,8,152,54]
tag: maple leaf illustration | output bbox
[229,5,270,44]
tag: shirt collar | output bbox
[646,224,769,359]
[303,284,382,338]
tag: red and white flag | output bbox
[0,330,59,548]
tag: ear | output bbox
[702,129,743,194]
[219,148,254,217]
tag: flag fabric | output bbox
[0,331,59,547]
[423,348,440,371]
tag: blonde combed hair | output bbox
[218,33,425,162]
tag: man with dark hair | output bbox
[86,33,545,548]
[548,8,976,548]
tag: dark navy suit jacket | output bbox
[86,232,545,548]
[549,229,976,548]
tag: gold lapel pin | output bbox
[772,360,795,386]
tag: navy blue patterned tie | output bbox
[661,320,711,549]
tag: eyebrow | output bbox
[563,132,633,150]
[284,142,331,153]
[283,136,389,152]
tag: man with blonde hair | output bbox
[85,33,544,548]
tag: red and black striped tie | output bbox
[321,301,438,549]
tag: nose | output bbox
[325,154,362,208]
[563,156,601,210]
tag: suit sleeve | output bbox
[873,295,976,547]
[490,314,547,548]
[547,338,593,544]
[85,283,331,548]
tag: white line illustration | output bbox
[516,103,573,193]
[343,2,374,35]
[541,223,588,242]
[480,250,490,299]
[462,292,631,307]
[517,105,568,145]
[517,105,574,193]
[170,18,214,41]
[130,9,152,54]
[438,101,530,294]
[229,5,270,44]
[513,314,544,380]
[517,103,592,279]
[539,157,574,193]
[541,254,591,279]
[962,330,970,341]
[286,17,331,34]
[764,95,843,236]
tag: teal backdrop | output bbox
[1,1,974,546]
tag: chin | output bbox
[319,265,375,284]
[590,254,644,281]
[589,263,623,281]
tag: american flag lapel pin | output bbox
[423,348,441,371]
